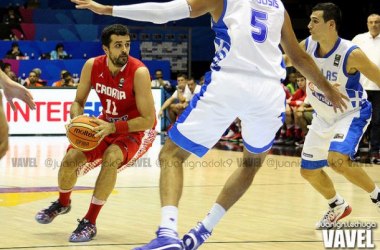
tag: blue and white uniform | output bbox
[301,37,371,169]
[169,0,287,157]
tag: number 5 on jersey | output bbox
[251,9,268,43]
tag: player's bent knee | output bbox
[327,153,349,174]
[328,159,347,174]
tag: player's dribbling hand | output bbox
[90,116,116,141]
[324,82,349,113]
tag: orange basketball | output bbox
[67,116,100,151]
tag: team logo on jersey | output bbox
[333,133,344,139]
[334,54,341,67]
[99,72,104,78]
[119,78,125,89]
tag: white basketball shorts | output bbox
[168,70,286,157]
[301,101,371,169]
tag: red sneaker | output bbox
[229,132,242,141]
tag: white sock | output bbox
[160,206,178,232]
[328,193,344,205]
[202,203,226,232]
[370,186,380,200]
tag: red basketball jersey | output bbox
[91,55,146,123]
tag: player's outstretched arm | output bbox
[0,92,9,159]
[72,0,192,24]
[0,69,36,111]
[71,58,94,119]
[280,11,349,113]
[71,0,112,15]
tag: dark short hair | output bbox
[1,63,11,71]
[187,77,195,82]
[101,24,130,48]
[56,43,64,50]
[62,71,71,79]
[155,69,163,74]
[312,3,342,31]
[177,74,187,80]
[295,72,306,79]
[11,42,18,48]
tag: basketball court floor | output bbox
[0,135,379,249]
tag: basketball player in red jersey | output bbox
[35,24,157,242]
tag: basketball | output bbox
[67,116,100,151]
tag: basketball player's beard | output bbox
[110,54,129,67]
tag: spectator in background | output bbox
[3,7,22,24]
[276,72,307,145]
[6,42,24,59]
[1,63,11,75]
[24,68,45,87]
[285,72,298,95]
[7,71,18,82]
[151,69,171,90]
[158,74,188,124]
[184,77,201,107]
[352,13,380,163]
[52,70,75,87]
[151,69,173,100]
[50,43,68,60]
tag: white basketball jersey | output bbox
[305,36,368,122]
[211,0,286,81]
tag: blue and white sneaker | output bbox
[182,222,212,250]
[132,227,183,250]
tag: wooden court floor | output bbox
[0,136,379,250]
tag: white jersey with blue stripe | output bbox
[211,0,286,81]
[305,36,368,122]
